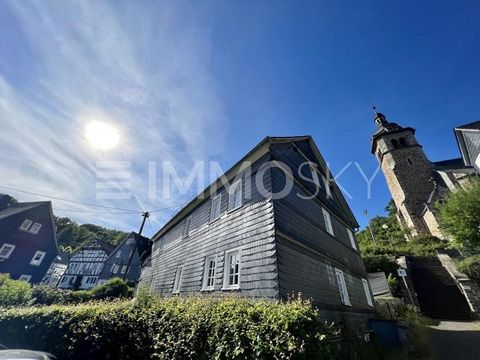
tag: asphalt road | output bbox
[428,321,480,360]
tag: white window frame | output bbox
[347,228,358,250]
[116,250,121,258]
[210,194,222,222]
[112,264,119,274]
[322,208,334,236]
[183,216,192,237]
[222,248,241,290]
[362,278,374,307]
[30,251,46,266]
[0,243,15,259]
[29,223,42,234]
[172,265,184,294]
[19,219,33,231]
[202,255,217,291]
[19,274,32,282]
[228,179,243,211]
[335,268,351,306]
[126,238,134,245]
[121,265,127,274]
[323,175,332,199]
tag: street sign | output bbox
[397,268,407,277]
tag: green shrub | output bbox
[0,295,337,360]
[31,285,66,305]
[91,277,130,300]
[64,289,93,303]
[0,273,32,306]
[457,255,480,280]
[360,235,448,257]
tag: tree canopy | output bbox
[437,178,480,254]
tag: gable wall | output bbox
[0,205,58,283]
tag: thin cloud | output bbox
[0,1,227,235]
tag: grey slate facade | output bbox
[0,199,59,284]
[141,136,375,325]
[98,232,151,285]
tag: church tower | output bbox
[371,111,434,236]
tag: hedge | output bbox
[0,294,337,360]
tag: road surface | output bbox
[428,320,480,360]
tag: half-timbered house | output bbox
[58,239,115,290]
[141,136,375,326]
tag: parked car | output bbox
[0,349,57,359]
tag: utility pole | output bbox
[123,211,150,281]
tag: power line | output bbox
[0,184,139,213]
[54,208,141,215]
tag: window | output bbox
[347,229,357,250]
[324,175,332,199]
[391,139,399,148]
[19,219,33,231]
[223,249,241,290]
[111,264,119,274]
[228,180,243,211]
[407,157,413,166]
[335,268,351,306]
[126,238,134,245]
[86,277,97,285]
[116,250,122,258]
[173,265,184,293]
[183,216,192,237]
[202,255,217,290]
[362,278,374,307]
[30,251,46,266]
[121,265,127,274]
[210,194,222,222]
[19,274,31,282]
[322,208,334,236]
[399,137,407,147]
[0,243,15,259]
[29,223,42,234]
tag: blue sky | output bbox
[0,0,479,237]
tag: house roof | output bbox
[106,232,151,262]
[454,121,480,167]
[96,239,116,255]
[150,135,359,242]
[0,201,50,220]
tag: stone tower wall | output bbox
[374,130,434,235]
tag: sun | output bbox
[85,120,120,150]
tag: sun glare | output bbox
[85,120,120,150]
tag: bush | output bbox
[91,277,130,300]
[0,295,338,360]
[31,286,66,305]
[360,235,448,257]
[457,255,480,280]
[0,273,32,306]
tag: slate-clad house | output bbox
[97,232,151,285]
[0,199,59,284]
[58,239,115,290]
[454,121,480,173]
[141,136,375,325]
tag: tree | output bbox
[437,178,480,254]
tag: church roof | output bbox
[371,112,415,153]
[432,158,476,173]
